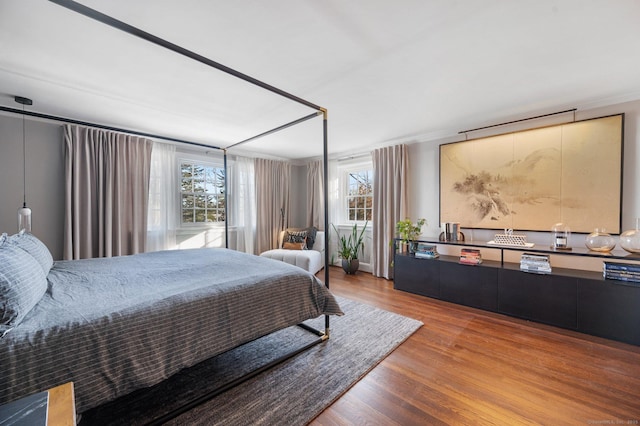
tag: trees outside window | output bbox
[180,162,225,224]
[347,169,373,221]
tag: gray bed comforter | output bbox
[0,248,342,413]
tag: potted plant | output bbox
[396,218,426,253]
[332,221,368,274]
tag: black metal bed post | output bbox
[322,108,330,338]
[223,150,229,249]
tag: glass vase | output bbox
[620,218,640,254]
[584,228,616,252]
[551,222,571,250]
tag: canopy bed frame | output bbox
[0,0,333,423]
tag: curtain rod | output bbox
[458,108,577,134]
[337,152,371,162]
[0,105,223,150]
[49,0,323,113]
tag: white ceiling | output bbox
[1,0,640,159]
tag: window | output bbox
[180,161,225,224]
[346,169,373,221]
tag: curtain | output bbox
[63,124,153,260]
[146,142,177,252]
[306,159,324,230]
[254,158,290,254]
[228,156,256,254]
[372,144,409,279]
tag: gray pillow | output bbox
[0,238,48,337]
[8,231,54,276]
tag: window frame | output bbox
[178,155,226,228]
[337,159,373,225]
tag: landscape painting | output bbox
[439,114,623,233]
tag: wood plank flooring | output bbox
[310,266,640,425]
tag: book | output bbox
[415,252,439,259]
[604,269,640,283]
[415,243,439,259]
[604,262,640,273]
[605,270,640,279]
[603,262,640,283]
[520,264,552,274]
[521,253,550,262]
[460,248,481,256]
[520,253,551,274]
[604,273,640,285]
[459,248,482,265]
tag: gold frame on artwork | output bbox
[439,114,624,234]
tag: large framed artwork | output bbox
[439,114,624,234]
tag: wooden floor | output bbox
[311,266,640,426]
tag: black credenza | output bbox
[393,243,640,346]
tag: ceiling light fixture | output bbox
[15,95,33,233]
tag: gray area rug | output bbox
[80,297,422,425]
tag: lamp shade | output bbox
[18,205,32,233]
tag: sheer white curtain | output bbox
[372,144,409,279]
[306,160,324,230]
[228,156,256,254]
[254,158,290,254]
[63,124,153,259]
[146,142,177,252]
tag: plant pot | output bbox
[342,259,360,274]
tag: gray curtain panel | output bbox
[63,124,153,260]
[254,158,291,254]
[372,144,408,279]
[306,160,324,230]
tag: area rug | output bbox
[80,297,422,425]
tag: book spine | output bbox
[604,273,640,285]
[604,262,640,273]
[520,266,552,274]
[604,267,640,276]
[415,253,438,258]
[521,253,550,262]
[459,260,482,265]
[604,270,640,281]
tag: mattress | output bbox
[0,248,342,413]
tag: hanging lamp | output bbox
[15,96,33,233]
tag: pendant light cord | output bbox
[22,103,27,208]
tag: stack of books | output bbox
[520,253,552,274]
[603,262,640,284]
[415,243,439,259]
[459,248,482,265]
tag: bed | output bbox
[3,2,337,419]
[0,232,342,414]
